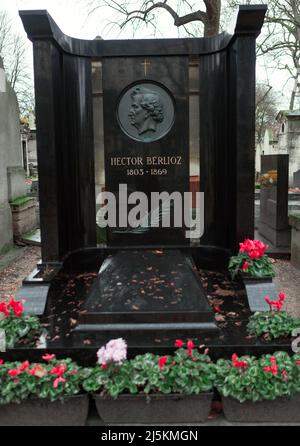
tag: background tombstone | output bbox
[258,155,291,248]
[293,169,300,189]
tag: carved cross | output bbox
[141,59,151,76]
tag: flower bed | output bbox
[0,355,89,426]
[229,239,275,279]
[83,339,215,424]
[247,292,300,340]
[0,299,41,348]
[1,339,300,424]
[215,351,300,422]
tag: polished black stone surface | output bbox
[103,57,189,246]
[19,6,266,261]
[17,285,49,316]
[78,250,215,328]
[1,252,292,365]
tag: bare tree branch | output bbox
[0,9,34,116]
[82,1,221,37]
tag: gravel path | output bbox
[0,246,41,303]
[273,259,300,318]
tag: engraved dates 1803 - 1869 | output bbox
[117,82,175,143]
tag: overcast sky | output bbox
[0,0,293,109]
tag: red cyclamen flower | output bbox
[263,356,278,376]
[7,299,23,317]
[50,364,67,376]
[0,302,9,316]
[42,354,56,362]
[232,354,247,369]
[187,340,195,357]
[18,361,30,371]
[158,356,168,369]
[295,361,300,365]
[8,369,20,377]
[239,239,268,260]
[242,261,249,271]
[279,293,286,302]
[0,360,4,365]
[53,377,66,388]
[175,339,184,348]
[265,292,286,314]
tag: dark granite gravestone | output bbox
[103,60,189,246]
[294,170,300,189]
[76,54,215,334]
[17,6,266,354]
[258,155,291,248]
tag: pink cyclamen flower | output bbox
[97,338,127,366]
[53,377,66,388]
[0,360,4,365]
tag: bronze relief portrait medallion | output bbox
[117,82,175,143]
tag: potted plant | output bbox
[215,351,300,422]
[0,299,42,348]
[83,338,215,424]
[247,292,300,341]
[228,239,276,312]
[0,355,89,426]
[229,239,275,280]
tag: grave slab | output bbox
[77,249,217,335]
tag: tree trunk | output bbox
[290,74,299,111]
[204,0,221,37]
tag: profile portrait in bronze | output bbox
[129,87,164,135]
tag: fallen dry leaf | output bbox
[69,318,77,327]
[213,288,233,297]
[215,313,226,322]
